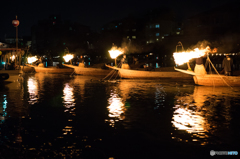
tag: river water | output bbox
[0,73,239,158]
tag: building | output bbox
[31,15,91,58]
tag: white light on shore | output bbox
[63,54,73,62]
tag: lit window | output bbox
[132,29,136,31]
[155,24,160,28]
[132,36,136,39]
[127,36,129,38]
[156,33,159,36]
[162,36,164,39]
[176,32,180,35]
[156,39,159,41]
[146,41,149,43]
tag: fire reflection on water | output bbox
[27,77,39,105]
[172,107,205,133]
[62,83,75,135]
[106,90,126,127]
[171,86,236,145]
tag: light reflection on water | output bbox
[0,75,240,158]
[106,90,126,127]
[172,86,240,145]
[27,77,39,105]
[62,83,75,136]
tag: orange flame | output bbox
[108,46,124,59]
[63,54,73,62]
[173,46,211,65]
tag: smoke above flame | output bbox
[173,46,217,65]
[108,46,124,59]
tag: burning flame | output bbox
[27,56,38,63]
[108,46,124,59]
[63,54,73,62]
[10,55,16,61]
[173,46,211,65]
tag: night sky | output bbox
[0,0,236,40]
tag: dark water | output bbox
[0,73,240,159]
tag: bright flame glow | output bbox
[10,55,15,61]
[63,54,73,62]
[27,56,38,63]
[173,47,211,65]
[108,46,124,59]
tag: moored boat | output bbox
[25,64,74,74]
[62,64,112,76]
[105,64,193,79]
[174,67,240,87]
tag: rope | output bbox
[102,61,122,81]
[207,57,233,89]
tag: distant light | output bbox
[115,26,117,28]
[149,53,153,55]
[2,62,6,65]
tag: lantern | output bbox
[12,19,19,27]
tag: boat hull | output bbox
[106,65,193,79]
[194,75,240,86]
[25,64,74,74]
[63,64,112,76]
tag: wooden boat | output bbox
[105,64,193,79]
[62,64,112,76]
[174,67,240,87]
[25,64,74,74]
